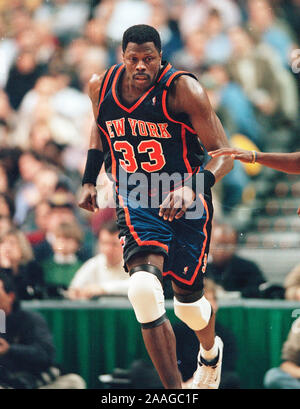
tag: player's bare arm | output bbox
[209,148,300,174]
[171,75,234,181]
[78,73,105,213]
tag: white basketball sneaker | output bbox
[191,336,223,389]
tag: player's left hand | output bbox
[159,186,195,222]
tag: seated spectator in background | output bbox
[173,279,241,389]
[42,222,84,299]
[28,120,53,155]
[264,317,300,389]
[171,29,207,73]
[33,193,93,264]
[206,223,266,298]
[5,50,46,110]
[178,0,241,39]
[0,272,85,389]
[16,163,61,228]
[14,74,89,151]
[247,0,297,68]
[67,221,128,299]
[0,228,45,300]
[203,8,232,65]
[24,200,51,246]
[227,26,281,126]
[203,64,262,146]
[14,150,44,226]
[284,264,300,301]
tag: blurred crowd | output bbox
[0,0,299,303]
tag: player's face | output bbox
[123,42,162,90]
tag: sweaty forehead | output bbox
[124,42,159,55]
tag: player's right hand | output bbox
[78,184,99,213]
[208,147,253,163]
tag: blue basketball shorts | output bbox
[116,191,213,292]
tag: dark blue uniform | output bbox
[97,62,213,291]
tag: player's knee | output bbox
[173,291,212,331]
[128,268,166,327]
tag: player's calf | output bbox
[173,291,223,389]
[128,264,182,388]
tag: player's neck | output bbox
[120,66,162,104]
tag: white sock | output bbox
[200,337,218,361]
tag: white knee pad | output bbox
[174,295,212,331]
[128,271,166,326]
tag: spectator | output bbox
[264,317,300,389]
[0,271,86,389]
[247,0,297,68]
[67,221,128,299]
[33,193,93,264]
[173,278,241,389]
[33,0,90,46]
[28,120,53,155]
[14,74,87,149]
[227,26,281,123]
[14,150,44,226]
[179,0,241,39]
[202,64,262,146]
[16,163,60,227]
[203,8,232,65]
[171,29,207,73]
[95,0,151,45]
[206,223,266,298]
[24,200,51,247]
[5,51,46,110]
[228,25,299,126]
[284,264,300,301]
[0,228,45,300]
[41,222,84,299]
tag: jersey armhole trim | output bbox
[97,64,117,119]
[161,72,198,135]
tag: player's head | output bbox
[122,24,162,54]
[98,220,123,267]
[122,24,162,90]
[210,223,238,265]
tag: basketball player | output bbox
[79,25,233,389]
[209,148,300,215]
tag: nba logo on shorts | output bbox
[152,96,156,106]
[183,266,189,274]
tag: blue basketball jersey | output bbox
[96,62,205,196]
